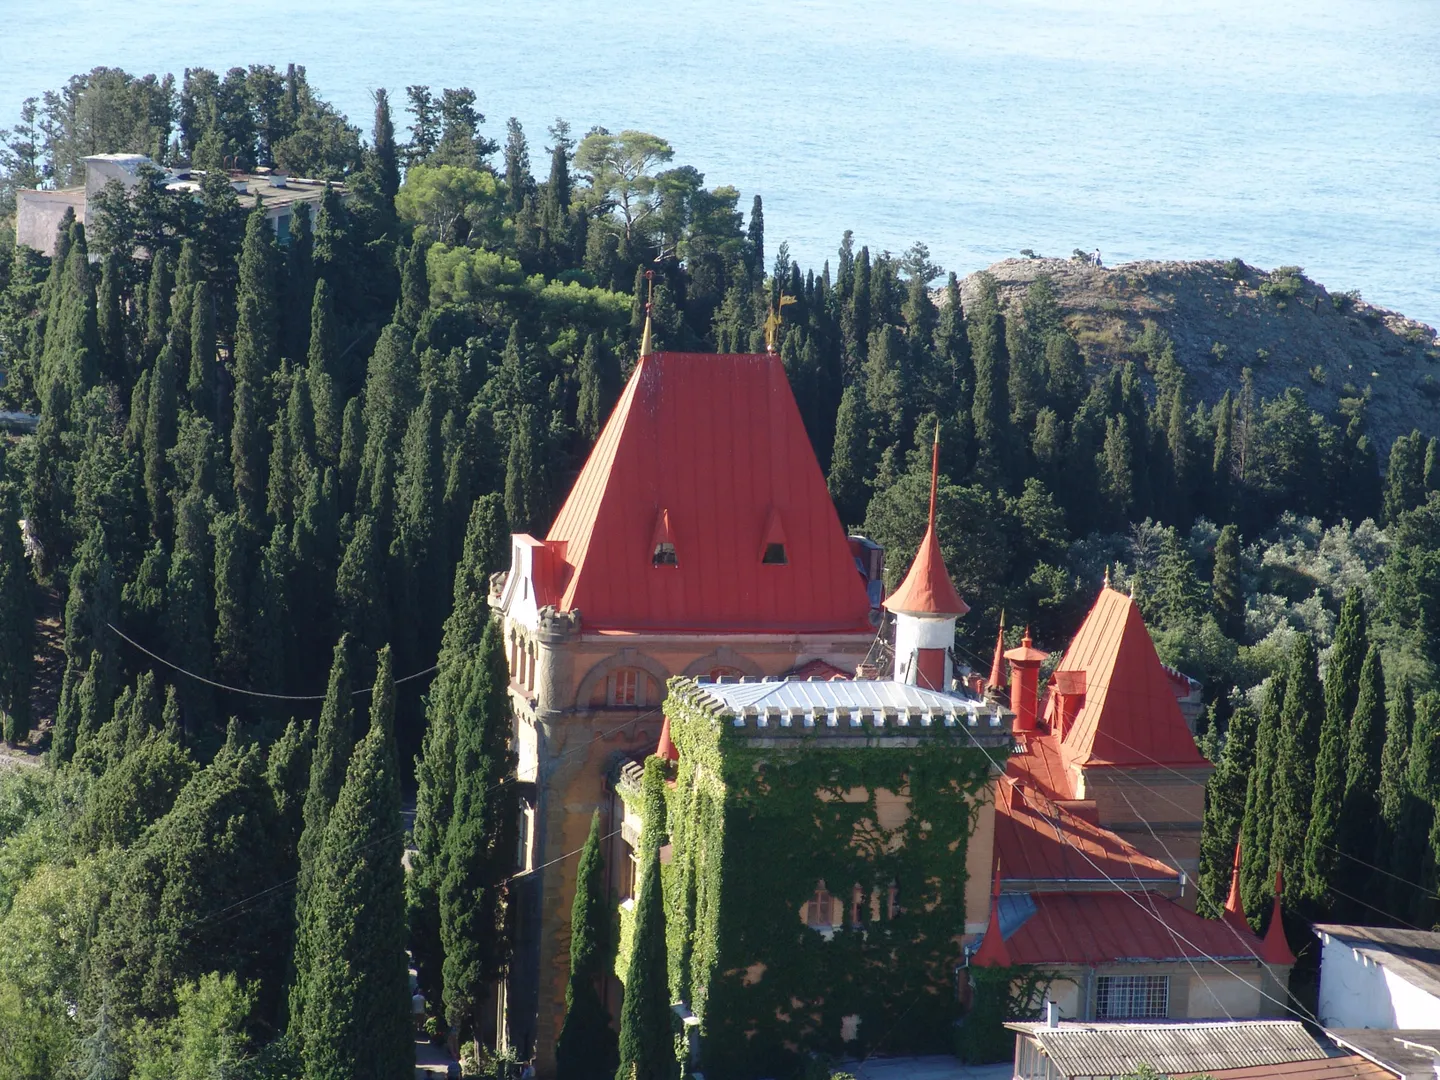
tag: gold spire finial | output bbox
[640,270,655,358]
[764,293,797,353]
[1103,564,1111,589]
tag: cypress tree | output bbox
[357,324,418,519]
[969,274,1011,485]
[1336,645,1387,905]
[395,386,445,656]
[48,227,102,407]
[96,249,125,383]
[144,343,180,541]
[339,395,364,511]
[440,619,518,1044]
[290,634,357,1021]
[232,205,281,526]
[827,384,873,528]
[250,522,291,710]
[0,479,34,745]
[616,757,674,1080]
[1210,390,1234,519]
[1211,524,1243,640]
[212,511,250,686]
[1393,693,1440,927]
[25,378,70,582]
[557,811,620,1080]
[53,524,118,764]
[1240,674,1286,922]
[294,647,411,1079]
[142,249,172,369]
[335,514,386,655]
[1379,684,1415,842]
[1304,591,1367,900]
[307,279,342,465]
[505,403,544,534]
[370,89,402,208]
[747,194,764,281]
[165,490,216,740]
[1384,431,1426,524]
[169,240,201,378]
[577,333,604,443]
[284,204,316,364]
[188,280,218,422]
[397,238,429,331]
[1271,634,1323,904]
[1198,703,1259,911]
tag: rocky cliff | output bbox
[960,257,1440,453]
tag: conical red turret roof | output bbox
[883,433,969,618]
[972,861,1011,968]
[656,714,679,762]
[1223,840,1249,933]
[986,612,1007,692]
[1261,867,1296,966]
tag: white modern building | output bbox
[1317,924,1440,1029]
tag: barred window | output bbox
[1096,975,1168,1020]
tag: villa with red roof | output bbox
[494,333,1293,1071]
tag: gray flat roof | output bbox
[1316,924,1440,1001]
[1328,1028,1440,1080]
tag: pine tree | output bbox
[1336,645,1387,909]
[1211,524,1243,639]
[232,204,281,525]
[293,647,411,1077]
[557,811,620,1080]
[440,619,518,1043]
[616,757,674,1080]
[0,479,34,745]
[1271,634,1323,904]
[1240,674,1286,921]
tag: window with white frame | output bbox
[611,668,640,707]
[805,881,836,929]
[1095,974,1169,1020]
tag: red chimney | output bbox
[1004,629,1048,734]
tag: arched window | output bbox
[527,642,538,691]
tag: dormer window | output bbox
[651,508,677,568]
[761,507,788,566]
[653,542,677,566]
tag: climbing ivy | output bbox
[651,679,1002,1080]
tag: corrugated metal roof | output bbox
[693,677,989,712]
[1042,586,1211,770]
[1006,1020,1327,1076]
[1315,925,1440,1001]
[543,352,874,633]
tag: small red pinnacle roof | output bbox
[1043,586,1210,771]
[883,434,969,618]
[543,352,872,633]
[1261,867,1296,966]
[987,613,1007,691]
[972,861,1011,967]
[655,714,679,762]
[1223,841,1249,933]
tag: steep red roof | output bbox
[1003,891,1268,966]
[543,352,872,633]
[1224,841,1250,933]
[1043,586,1210,770]
[882,436,969,617]
[995,776,1179,888]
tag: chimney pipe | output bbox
[1046,1000,1060,1028]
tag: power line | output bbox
[106,622,440,701]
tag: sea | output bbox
[3,0,1438,326]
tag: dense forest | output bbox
[0,63,1439,1076]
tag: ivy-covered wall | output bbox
[654,679,1003,1080]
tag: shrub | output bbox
[1259,266,1305,305]
[1223,258,1246,280]
[1309,365,1327,386]
[1210,341,1229,363]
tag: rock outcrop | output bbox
[960,257,1440,453]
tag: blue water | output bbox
[4,0,1438,325]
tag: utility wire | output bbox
[107,622,440,701]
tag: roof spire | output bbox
[1260,865,1296,965]
[928,422,941,532]
[640,270,655,358]
[1103,564,1111,590]
[881,429,969,618]
[972,859,1011,967]
[1222,839,1248,932]
[987,610,1007,693]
